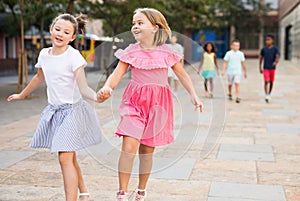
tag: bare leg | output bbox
[174,80,179,92]
[138,144,155,192]
[264,81,269,94]
[73,153,88,200]
[209,78,214,93]
[118,136,140,192]
[228,84,233,95]
[204,79,208,92]
[235,83,240,98]
[269,81,274,94]
[59,152,78,201]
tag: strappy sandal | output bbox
[116,190,128,201]
[79,192,90,201]
[134,189,147,201]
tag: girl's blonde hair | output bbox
[134,8,171,46]
[51,13,87,35]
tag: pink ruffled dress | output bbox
[115,43,183,147]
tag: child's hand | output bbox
[191,95,203,112]
[7,94,24,102]
[97,86,112,102]
[221,71,225,76]
[244,72,247,79]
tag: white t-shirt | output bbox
[223,50,245,75]
[168,43,184,55]
[35,45,87,105]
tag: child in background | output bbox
[97,8,203,201]
[259,34,280,103]
[168,34,184,96]
[7,14,102,201]
[222,39,247,103]
[198,42,219,98]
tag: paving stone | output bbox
[259,99,289,104]
[267,123,300,135]
[262,109,298,116]
[208,182,286,201]
[24,131,34,137]
[82,138,122,155]
[133,157,196,180]
[217,144,275,162]
[258,91,284,97]
[0,184,61,201]
[0,150,36,170]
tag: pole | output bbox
[259,0,265,50]
[18,0,25,91]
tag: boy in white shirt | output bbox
[222,39,247,103]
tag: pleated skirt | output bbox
[30,100,102,152]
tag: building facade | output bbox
[0,32,20,75]
[279,0,300,62]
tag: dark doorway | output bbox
[284,25,292,60]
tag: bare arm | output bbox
[74,66,97,102]
[242,61,247,78]
[221,60,228,76]
[214,54,219,74]
[7,68,45,101]
[259,56,264,73]
[97,61,129,102]
[273,54,280,66]
[172,62,203,112]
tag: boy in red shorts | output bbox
[259,34,280,103]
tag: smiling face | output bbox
[50,19,76,48]
[131,11,158,43]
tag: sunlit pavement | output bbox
[0,59,299,201]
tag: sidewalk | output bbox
[0,59,299,201]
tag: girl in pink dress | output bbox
[98,8,203,201]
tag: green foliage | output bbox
[0,0,276,38]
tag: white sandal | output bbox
[79,192,90,200]
[116,190,128,201]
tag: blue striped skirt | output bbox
[30,100,102,152]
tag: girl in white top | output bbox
[7,14,101,201]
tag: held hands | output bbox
[221,70,225,76]
[97,86,113,103]
[7,93,25,102]
[191,94,203,112]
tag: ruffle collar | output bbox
[115,43,183,70]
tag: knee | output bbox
[139,145,155,156]
[122,143,138,156]
[58,152,74,166]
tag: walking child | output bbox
[97,8,203,201]
[198,42,219,98]
[222,39,247,103]
[259,34,280,103]
[167,34,184,96]
[7,13,102,201]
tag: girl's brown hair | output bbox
[51,13,87,35]
[134,8,171,46]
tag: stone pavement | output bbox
[0,59,299,201]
